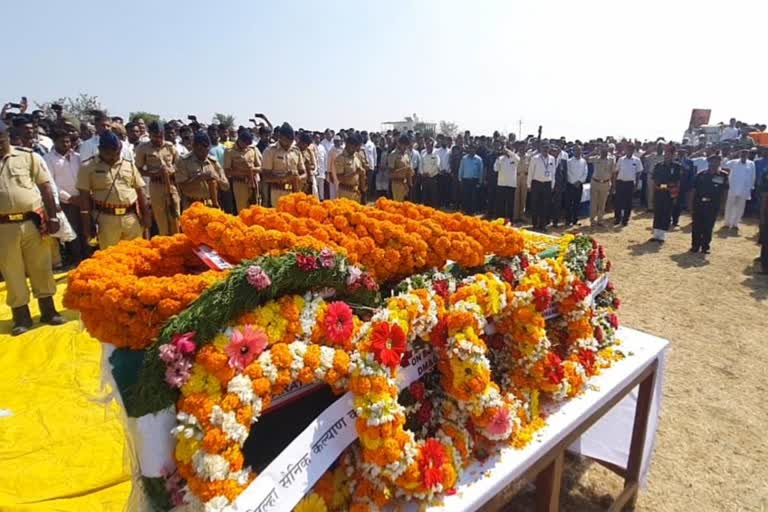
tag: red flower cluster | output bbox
[419,439,446,489]
[432,279,449,299]
[296,253,318,271]
[501,265,515,284]
[533,288,552,312]
[324,302,354,345]
[545,352,564,385]
[571,281,591,302]
[370,322,406,369]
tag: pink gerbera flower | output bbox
[487,408,512,436]
[226,325,268,370]
[171,331,197,355]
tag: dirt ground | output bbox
[504,209,768,511]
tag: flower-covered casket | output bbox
[64,195,622,512]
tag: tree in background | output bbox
[35,93,105,124]
[439,120,459,138]
[129,111,161,125]
[213,113,236,129]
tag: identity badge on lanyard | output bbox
[542,156,551,178]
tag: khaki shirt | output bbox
[300,147,316,176]
[333,151,364,187]
[387,150,412,182]
[588,155,616,181]
[0,147,49,214]
[356,149,371,172]
[77,156,145,205]
[261,142,305,183]
[176,153,230,199]
[134,141,178,179]
[223,145,262,178]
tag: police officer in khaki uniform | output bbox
[134,121,180,234]
[224,130,262,212]
[387,134,414,201]
[330,133,365,202]
[297,132,317,196]
[355,144,371,203]
[77,132,150,249]
[261,123,305,207]
[0,121,65,335]
[176,132,230,208]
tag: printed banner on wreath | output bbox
[193,244,233,271]
[231,348,438,512]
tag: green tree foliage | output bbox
[213,113,236,129]
[35,93,105,125]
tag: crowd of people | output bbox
[1,101,767,336]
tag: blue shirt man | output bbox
[458,149,484,214]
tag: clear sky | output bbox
[7,0,767,141]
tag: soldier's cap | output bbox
[347,133,362,146]
[148,121,164,134]
[99,131,121,150]
[193,131,211,146]
[238,130,254,144]
[299,132,312,144]
[277,122,294,138]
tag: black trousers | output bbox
[614,181,635,224]
[564,183,583,225]
[495,185,516,221]
[653,190,673,231]
[461,178,478,214]
[421,175,439,208]
[691,202,717,250]
[671,187,686,225]
[530,180,552,229]
[438,173,452,208]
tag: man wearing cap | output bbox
[176,132,230,209]
[77,132,150,249]
[134,122,181,235]
[650,145,682,243]
[224,130,262,212]
[330,133,365,202]
[0,121,65,335]
[261,123,306,207]
[387,135,414,202]
[690,155,728,254]
[587,144,615,226]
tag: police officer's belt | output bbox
[232,176,255,183]
[96,203,137,216]
[338,183,359,192]
[0,212,37,224]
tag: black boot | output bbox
[11,306,33,336]
[39,296,66,325]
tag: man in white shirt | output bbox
[320,129,335,156]
[493,142,520,221]
[326,136,344,200]
[721,118,740,141]
[723,149,756,230]
[313,140,328,200]
[43,129,86,264]
[419,136,440,207]
[435,135,452,208]
[565,145,588,226]
[79,111,133,162]
[527,143,556,231]
[613,144,643,226]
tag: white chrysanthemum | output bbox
[226,374,254,404]
[258,352,278,383]
[203,495,231,512]
[319,346,335,370]
[192,452,230,481]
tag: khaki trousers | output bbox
[97,212,143,249]
[392,181,410,201]
[233,181,258,213]
[0,220,56,308]
[514,172,528,220]
[149,181,180,235]
[270,186,291,208]
[338,187,360,202]
[590,180,611,224]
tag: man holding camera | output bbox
[0,120,65,335]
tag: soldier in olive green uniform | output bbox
[0,121,65,335]
[262,123,306,207]
[331,133,365,202]
[177,132,230,208]
[224,130,262,213]
[134,121,180,235]
[77,132,150,249]
[387,135,414,201]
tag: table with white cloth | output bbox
[419,326,668,512]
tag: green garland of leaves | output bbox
[125,249,380,418]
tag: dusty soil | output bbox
[504,210,768,511]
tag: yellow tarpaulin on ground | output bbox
[0,275,132,511]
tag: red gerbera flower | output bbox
[571,281,591,302]
[370,322,407,369]
[432,279,449,299]
[545,352,564,385]
[420,439,446,489]
[429,316,448,350]
[579,349,596,374]
[324,301,354,345]
[533,288,552,312]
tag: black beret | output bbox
[278,122,294,138]
[193,132,211,146]
[99,131,121,150]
